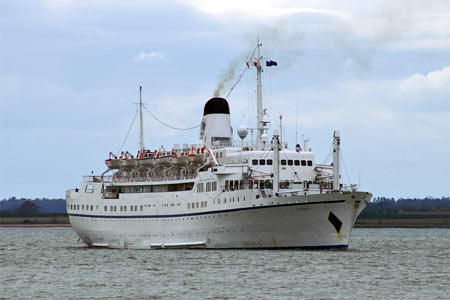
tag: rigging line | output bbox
[249,44,258,61]
[322,143,333,164]
[145,115,153,149]
[238,69,252,125]
[340,148,352,185]
[226,66,248,99]
[116,108,139,156]
[143,106,200,131]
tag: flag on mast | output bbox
[266,60,278,67]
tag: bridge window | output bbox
[288,160,293,166]
[301,160,306,166]
[267,159,273,165]
[212,181,217,191]
[281,160,286,165]
[307,160,313,166]
[259,159,265,165]
[85,184,94,193]
[295,160,300,166]
[252,159,258,165]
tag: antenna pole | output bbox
[256,37,264,150]
[139,86,144,152]
[273,129,280,195]
[295,103,298,145]
[279,115,283,148]
[333,131,341,190]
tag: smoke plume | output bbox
[213,19,305,97]
[213,56,243,97]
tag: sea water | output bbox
[1,228,449,299]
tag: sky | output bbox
[1,0,449,200]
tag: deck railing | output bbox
[93,174,198,184]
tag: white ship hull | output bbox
[67,186,370,249]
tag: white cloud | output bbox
[262,65,450,146]
[179,0,349,19]
[399,66,450,93]
[179,0,450,53]
[133,52,170,63]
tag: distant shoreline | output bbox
[0,224,72,228]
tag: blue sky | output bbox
[1,0,449,199]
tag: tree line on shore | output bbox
[0,196,449,218]
[0,197,66,217]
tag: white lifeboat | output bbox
[105,152,121,169]
[120,151,138,169]
[187,146,207,165]
[155,151,171,166]
[170,152,189,167]
[138,150,156,167]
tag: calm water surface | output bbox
[1,228,449,299]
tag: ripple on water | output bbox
[1,228,449,299]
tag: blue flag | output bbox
[266,60,278,67]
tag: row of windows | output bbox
[223,179,297,191]
[115,183,194,194]
[187,201,208,209]
[251,159,313,166]
[214,195,246,204]
[83,214,229,224]
[187,195,248,209]
[69,204,95,211]
[197,181,217,193]
[225,180,244,191]
[69,204,158,212]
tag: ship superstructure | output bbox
[66,40,371,249]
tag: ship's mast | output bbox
[333,130,341,190]
[139,86,144,152]
[255,37,264,150]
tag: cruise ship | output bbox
[66,40,372,249]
